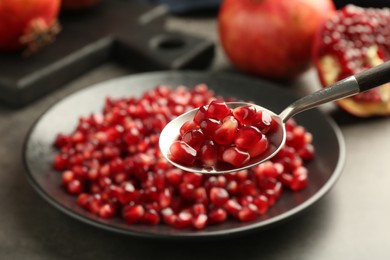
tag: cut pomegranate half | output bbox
[313,5,390,117]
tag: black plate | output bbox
[23,71,345,239]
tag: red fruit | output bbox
[198,141,218,168]
[206,100,232,119]
[62,0,100,10]
[169,141,197,165]
[175,211,193,228]
[238,204,259,222]
[122,204,145,224]
[66,179,84,195]
[140,209,160,225]
[218,0,335,80]
[313,5,390,117]
[232,105,257,124]
[222,147,250,167]
[182,129,205,150]
[208,208,227,224]
[210,187,229,206]
[193,214,208,230]
[194,106,208,125]
[99,203,117,219]
[199,118,221,138]
[214,116,238,145]
[254,111,273,134]
[179,121,198,136]
[235,126,262,149]
[224,199,242,218]
[0,0,61,54]
[247,135,269,157]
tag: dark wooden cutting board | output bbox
[0,0,214,107]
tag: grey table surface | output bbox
[1,12,390,260]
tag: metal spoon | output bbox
[159,61,390,174]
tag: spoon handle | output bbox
[279,61,390,122]
[355,60,390,92]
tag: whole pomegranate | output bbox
[313,5,390,117]
[0,0,61,55]
[61,0,100,11]
[218,0,336,80]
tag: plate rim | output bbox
[22,71,346,239]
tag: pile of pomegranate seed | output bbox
[170,100,277,168]
[53,84,315,229]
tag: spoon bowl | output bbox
[159,102,286,174]
[160,61,390,174]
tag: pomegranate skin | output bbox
[218,0,336,80]
[0,0,61,51]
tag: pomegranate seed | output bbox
[182,129,205,150]
[199,141,218,168]
[224,199,242,218]
[169,141,197,165]
[180,121,198,136]
[254,110,273,133]
[62,170,75,185]
[193,203,207,215]
[122,204,145,224]
[206,100,231,119]
[208,208,227,224]
[161,208,176,226]
[235,126,262,149]
[141,209,160,225]
[193,214,208,230]
[76,193,90,209]
[210,187,229,206]
[214,116,238,145]
[66,179,84,195]
[194,105,208,125]
[175,211,193,228]
[222,147,250,167]
[253,195,269,214]
[99,203,117,218]
[299,144,315,161]
[199,118,221,138]
[232,105,257,124]
[165,169,183,187]
[238,204,259,222]
[247,134,269,157]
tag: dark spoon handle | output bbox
[355,61,390,92]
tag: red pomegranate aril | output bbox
[53,154,69,170]
[199,141,218,168]
[88,195,102,214]
[253,195,269,214]
[208,208,227,224]
[194,105,208,125]
[206,100,232,119]
[182,129,205,150]
[193,203,207,215]
[200,118,221,138]
[66,179,84,195]
[62,170,75,185]
[175,211,193,228]
[299,144,315,161]
[169,141,197,165]
[222,147,250,167]
[77,193,91,209]
[122,204,145,224]
[235,126,263,149]
[141,209,160,225]
[210,187,229,206]
[238,204,259,222]
[52,84,316,229]
[165,169,183,187]
[224,199,242,218]
[179,121,198,136]
[233,105,257,124]
[193,214,208,230]
[99,203,117,219]
[247,134,269,157]
[214,116,238,145]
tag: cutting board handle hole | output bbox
[151,35,186,51]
